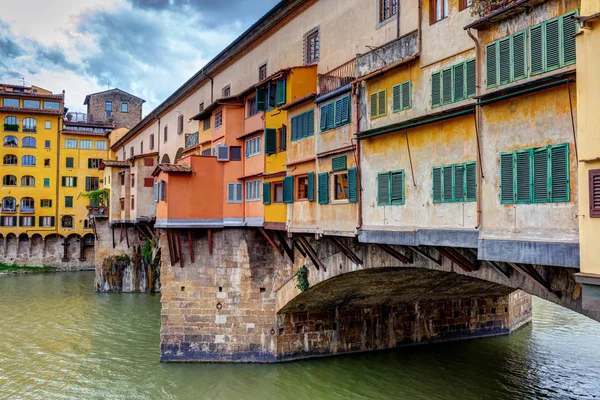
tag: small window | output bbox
[131,174,135,188]
[3,216,15,226]
[590,170,600,218]
[45,140,51,149]
[22,155,36,166]
[305,28,320,65]
[65,139,77,149]
[247,97,258,117]
[164,126,168,143]
[62,176,77,187]
[2,175,16,186]
[105,101,112,111]
[120,173,125,185]
[199,102,204,113]
[273,182,283,203]
[65,196,73,208]
[150,134,155,150]
[246,180,262,202]
[44,178,50,187]
[44,159,50,167]
[131,196,135,210]
[120,198,125,210]
[140,141,144,154]
[370,90,387,118]
[377,170,405,205]
[379,0,398,23]
[61,215,74,228]
[291,110,315,141]
[21,176,35,187]
[296,175,308,201]
[432,162,477,203]
[222,85,231,97]
[21,197,35,213]
[121,102,128,113]
[130,147,134,158]
[177,114,184,135]
[215,111,223,128]
[230,146,242,161]
[41,217,54,227]
[66,157,74,168]
[41,199,52,207]
[332,171,349,201]
[430,0,449,24]
[259,63,267,81]
[227,183,243,203]
[3,154,17,165]
[88,158,102,169]
[85,177,99,191]
[20,216,34,227]
[45,121,51,129]
[245,136,261,157]
[203,118,210,130]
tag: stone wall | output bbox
[87,90,143,129]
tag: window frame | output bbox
[272,181,284,204]
[227,182,243,204]
[370,89,387,119]
[304,27,320,65]
[246,180,262,202]
[245,136,261,158]
[296,174,309,201]
[215,110,223,128]
[331,170,350,204]
[430,0,449,24]
[121,102,129,113]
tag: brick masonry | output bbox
[86,89,143,129]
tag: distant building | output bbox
[83,88,145,129]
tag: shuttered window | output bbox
[318,172,329,204]
[392,81,412,112]
[264,128,277,155]
[348,168,357,203]
[275,79,286,106]
[590,170,600,218]
[307,172,315,202]
[291,110,315,141]
[320,95,350,131]
[500,143,570,204]
[263,182,271,205]
[370,90,387,118]
[283,176,294,203]
[432,162,477,203]
[431,59,476,108]
[530,11,579,75]
[332,155,347,172]
[486,30,528,88]
[377,170,404,206]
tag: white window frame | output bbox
[4,216,14,227]
[21,216,33,227]
[80,140,92,150]
[245,136,261,157]
[41,217,53,227]
[94,140,107,150]
[65,139,77,149]
[246,180,261,202]
[227,182,243,203]
[45,121,51,129]
[64,177,76,187]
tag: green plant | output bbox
[142,239,153,265]
[295,266,309,292]
[82,188,110,208]
[3,123,19,132]
[115,254,130,263]
[470,0,518,17]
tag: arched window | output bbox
[22,137,36,148]
[21,176,35,187]
[21,155,36,166]
[61,215,74,228]
[2,175,16,186]
[20,197,35,213]
[2,197,16,212]
[3,116,18,132]
[3,136,18,147]
[22,118,37,133]
[3,155,17,165]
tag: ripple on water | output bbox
[1,273,600,399]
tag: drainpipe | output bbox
[418,0,423,55]
[202,69,214,103]
[466,27,483,230]
[396,0,401,38]
[354,81,362,231]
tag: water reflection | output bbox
[0,272,599,399]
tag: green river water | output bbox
[0,272,599,400]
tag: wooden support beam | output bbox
[407,246,442,266]
[119,223,124,244]
[331,237,363,265]
[276,231,294,263]
[135,225,151,241]
[166,230,176,266]
[507,262,561,298]
[292,237,307,258]
[297,236,325,271]
[112,226,115,249]
[258,228,283,256]
[436,247,472,272]
[377,243,412,264]
[486,260,511,279]
[207,229,213,256]
[444,247,476,272]
[176,230,184,268]
[125,225,130,248]
[188,230,194,264]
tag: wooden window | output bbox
[499,144,569,204]
[304,28,320,65]
[590,170,600,218]
[379,0,398,22]
[62,176,77,187]
[296,175,308,201]
[230,146,242,161]
[259,63,267,81]
[247,97,258,117]
[318,172,329,204]
[121,102,128,113]
[255,87,267,112]
[263,182,271,204]
[332,171,349,202]
[177,114,184,135]
[291,110,315,141]
[430,0,449,24]
[370,90,387,118]
[530,12,578,76]
[264,128,277,155]
[199,102,204,113]
[486,31,527,88]
[65,196,73,208]
[283,176,294,203]
[203,118,210,130]
[332,155,347,171]
[459,0,472,11]
[320,95,350,131]
[392,81,412,112]
[222,85,231,97]
[273,181,284,204]
[329,168,357,203]
[215,111,223,128]
[246,180,261,202]
[41,199,52,207]
[431,59,476,107]
[85,177,99,191]
[432,162,477,203]
[278,125,287,152]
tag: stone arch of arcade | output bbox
[0,231,95,265]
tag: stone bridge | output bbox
[158,228,598,363]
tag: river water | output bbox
[0,272,599,400]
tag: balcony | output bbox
[319,60,356,96]
[3,124,19,132]
[88,206,109,218]
[467,0,546,29]
[65,112,93,123]
[357,30,419,78]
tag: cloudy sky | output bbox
[0,0,279,113]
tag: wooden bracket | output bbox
[119,223,124,244]
[507,262,561,298]
[297,236,325,271]
[276,231,294,263]
[331,237,363,265]
[125,224,130,248]
[111,226,115,249]
[436,247,474,272]
[176,230,184,268]
[188,230,194,264]
[292,237,307,258]
[487,260,511,279]
[207,229,213,255]
[377,243,412,264]
[408,246,442,266]
[258,228,283,256]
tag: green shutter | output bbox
[533,148,549,202]
[39,216,43,226]
[318,172,329,204]
[61,176,66,187]
[378,172,390,205]
[320,104,328,130]
[66,158,73,168]
[49,199,52,207]
[486,42,498,87]
[334,98,343,126]
[401,81,411,110]
[432,72,441,107]
[307,110,314,136]
[500,153,515,204]
[516,150,532,203]
[550,144,569,202]
[85,177,91,191]
[31,217,35,227]
[0,217,3,227]
[19,216,23,227]
[40,199,44,207]
[51,217,55,227]
[454,164,465,201]
[392,84,401,112]
[465,162,477,202]
[546,18,561,70]
[512,31,527,80]
[73,177,77,187]
[442,68,452,104]
[87,158,92,168]
[348,168,357,203]
[377,90,386,116]
[530,23,545,74]
[442,166,453,202]
[390,171,404,205]
[264,128,277,155]
[256,87,267,111]
[263,182,271,205]
[466,59,476,97]
[327,102,335,129]
[432,167,442,203]
[283,176,294,203]
[332,155,347,171]
[562,12,578,65]
[275,79,286,106]
[341,95,350,124]
[307,172,315,202]
[499,37,511,85]
[370,92,378,117]
[453,63,465,101]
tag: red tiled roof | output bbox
[61,130,109,137]
[151,163,193,177]
[99,160,130,170]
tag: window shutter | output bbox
[307,172,315,202]
[500,153,515,203]
[533,148,549,202]
[454,164,464,200]
[390,171,404,205]
[283,176,294,203]
[327,102,335,129]
[432,167,442,203]
[264,128,277,155]
[39,217,43,226]
[453,63,465,101]
[0,217,3,227]
[31,217,35,227]
[530,24,545,74]
[442,166,453,202]
[442,68,452,104]
[332,155,347,171]
[334,98,343,126]
[590,170,600,218]
[401,81,411,110]
[49,199,52,207]
[320,105,328,130]
[291,116,298,141]
[51,217,55,227]
[307,110,314,136]
[61,177,66,187]
[19,216,23,227]
[256,87,267,111]
[546,19,561,70]
[392,85,401,112]
[276,79,286,106]
[512,32,527,80]
[499,37,511,85]
[87,158,92,168]
[550,144,569,202]
[378,172,390,205]
[263,182,271,205]
[236,183,243,202]
[40,199,43,207]
[466,59,476,98]
[85,177,90,191]
[516,150,532,202]
[348,167,357,203]
[73,177,77,187]
[562,12,578,65]
[341,96,350,123]
[431,72,441,107]
[370,93,378,117]
[318,172,329,204]
[377,90,386,116]
[465,162,477,202]
[486,42,498,87]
